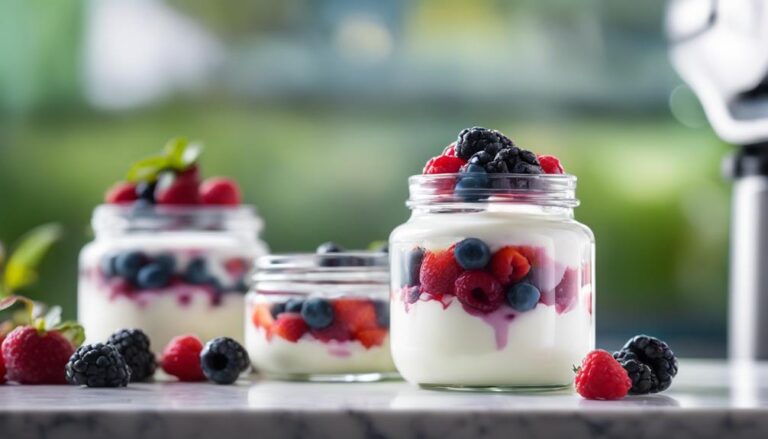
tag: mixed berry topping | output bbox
[200,337,250,385]
[66,343,132,388]
[161,335,206,382]
[574,349,632,401]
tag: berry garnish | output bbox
[455,164,490,201]
[442,143,457,157]
[107,329,156,382]
[154,169,201,205]
[423,155,465,175]
[456,127,514,160]
[161,335,206,382]
[272,313,309,343]
[454,271,504,313]
[284,298,305,314]
[419,249,463,297]
[301,298,335,329]
[538,155,564,174]
[332,299,379,335]
[490,247,531,285]
[105,182,138,204]
[402,247,424,287]
[356,328,388,349]
[453,238,491,270]
[613,335,678,394]
[66,343,132,388]
[505,282,541,312]
[200,337,250,385]
[200,177,242,205]
[575,349,632,400]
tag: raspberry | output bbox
[442,143,457,157]
[1,326,76,384]
[161,335,205,382]
[575,349,631,400]
[200,177,242,205]
[154,169,200,205]
[614,335,678,394]
[356,328,387,349]
[555,267,579,313]
[423,155,466,174]
[419,249,463,297]
[454,271,504,313]
[490,247,531,285]
[538,155,565,174]
[105,182,138,204]
[332,299,379,334]
[272,313,308,343]
[310,321,352,343]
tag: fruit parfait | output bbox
[389,127,595,391]
[246,243,396,382]
[78,139,268,348]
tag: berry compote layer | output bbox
[246,249,396,381]
[78,139,268,348]
[389,127,595,390]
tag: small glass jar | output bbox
[78,205,267,348]
[389,173,594,391]
[246,253,397,382]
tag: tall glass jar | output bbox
[78,205,267,348]
[246,253,396,382]
[389,173,594,391]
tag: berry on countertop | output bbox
[538,155,565,174]
[575,349,631,400]
[200,337,250,385]
[419,248,463,297]
[154,169,201,205]
[136,263,172,290]
[272,313,309,343]
[619,358,655,395]
[453,238,491,270]
[200,177,242,205]
[105,182,138,204]
[107,329,156,382]
[454,271,504,313]
[1,326,77,384]
[66,343,131,387]
[614,335,678,394]
[402,247,425,287]
[161,335,205,382]
[456,127,514,160]
[505,282,541,312]
[301,298,335,329]
[490,247,531,285]
[423,154,466,175]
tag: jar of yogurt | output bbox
[246,250,396,381]
[389,127,595,391]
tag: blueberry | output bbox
[100,255,118,278]
[135,181,157,203]
[154,253,176,274]
[468,151,493,165]
[373,299,389,328]
[402,247,424,287]
[317,242,345,254]
[200,337,250,385]
[114,251,146,281]
[455,165,490,201]
[270,302,286,319]
[234,279,249,293]
[284,298,305,314]
[184,257,209,284]
[136,263,172,289]
[505,282,541,312]
[300,298,334,329]
[454,238,491,270]
[207,276,223,293]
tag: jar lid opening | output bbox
[92,204,263,234]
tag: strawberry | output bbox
[575,349,632,400]
[423,155,466,175]
[490,247,531,285]
[0,335,5,384]
[419,248,463,297]
[224,258,248,278]
[1,326,77,384]
[310,320,352,343]
[272,313,308,343]
[105,182,138,204]
[251,304,275,340]
[332,299,379,334]
[161,335,205,382]
[154,168,200,205]
[200,177,242,205]
[538,155,565,174]
[356,328,387,349]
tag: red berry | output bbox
[0,335,5,384]
[310,321,352,343]
[555,267,579,314]
[155,170,200,205]
[442,143,457,157]
[454,271,504,313]
[423,155,466,175]
[224,258,248,278]
[161,335,206,382]
[200,177,242,206]
[1,326,75,384]
[490,247,531,286]
[272,313,308,343]
[575,349,632,400]
[419,249,463,297]
[332,299,379,334]
[356,328,387,349]
[538,155,565,174]
[105,182,138,204]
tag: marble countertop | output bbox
[1,360,768,439]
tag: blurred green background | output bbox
[0,0,729,356]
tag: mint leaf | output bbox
[2,224,62,295]
[126,155,171,183]
[165,137,202,170]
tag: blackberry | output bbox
[455,127,514,160]
[613,335,678,394]
[107,329,157,382]
[468,151,493,166]
[316,241,363,267]
[66,343,131,387]
[485,159,509,174]
[200,337,250,385]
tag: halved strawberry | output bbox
[423,155,466,175]
[272,313,308,343]
[333,299,379,334]
[490,247,531,286]
[252,304,274,330]
[538,155,565,174]
[419,248,463,296]
[155,169,200,205]
[356,328,387,349]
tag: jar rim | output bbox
[407,173,579,208]
[92,204,263,234]
[255,252,389,272]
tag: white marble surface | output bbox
[1,360,768,439]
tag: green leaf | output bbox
[0,295,36,321]
[165,137,202,170]
[0,240,5,267]
[53,321,85,347]
[3,224,62,295]
[125,155,171,183]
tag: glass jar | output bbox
[389,173,594,391]
[246,252,397,382]
[78,205,267,348]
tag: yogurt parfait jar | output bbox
[246,251,396,382]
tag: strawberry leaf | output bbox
[126,155,171,183]
[2,224,62,295]
[53,321,85,347]
[0,295,36,320]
